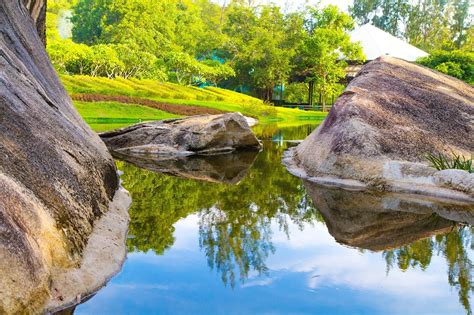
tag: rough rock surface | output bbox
[303,181,474,251]
[113,150,259,184]
[0,2,127,313]
[100,113,262,156]
[23,0,47,44]
[287,56,474,201]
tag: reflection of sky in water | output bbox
[77,214,467,315]
[75,124,472,314]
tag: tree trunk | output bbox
[308,81,314,106]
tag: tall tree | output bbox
[300,5,365,111]
[349,0,380,25]
[350,0,409,36]
[451,0,472,49]
[351,0,473,51]
[224,4,301,100]
[405,0,453,51]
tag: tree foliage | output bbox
[350,0,473,51]
[299,5,365,109]
[417,50,474,84]
[45,0,367,102]
[46,0,472,101]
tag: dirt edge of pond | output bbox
[45,185,132,313]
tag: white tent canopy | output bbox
[350,24,429,62]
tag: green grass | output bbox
[74,101,181,132]
[63,75,327,122]
[74,101,181,120]
[425,152,473,173]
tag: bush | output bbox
[417,50,474,84]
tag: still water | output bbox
[77,123,473,315]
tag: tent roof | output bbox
[350,24,429,62]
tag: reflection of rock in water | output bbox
[113,150,259,184]
[303,181,474,251]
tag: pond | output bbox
[76,123,473,315]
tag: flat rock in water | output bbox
[100,113,262,156]
[286,56,474,201]
[0,2,129,313]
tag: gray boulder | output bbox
[100,113,262,156]
[0,2,129,313]
[22,0,47,44]
[286,56,474,201]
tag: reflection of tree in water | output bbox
[199,207,274,287]
[118,142,319,280]
[196,144,320,287]
[383,226,473,314]
[253,123,320,142]
[118,132,472,311]
[199,193,319,288]
[118,161,217,254]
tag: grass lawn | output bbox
[74,101,181,132]
[64,75,328,123]
[74,101,181,120]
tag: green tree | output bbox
[48,0,78,14]
[113,44,165,80]
[405,0,453,51]
[350,0,409,36]
[90,44,123,78]
[417,50,474,83]
[451,0,472,49]
[71,0,112,45]
[349,0,380,25]
[351,0,473,51]
[224,4,302,100]
[300,5,365,111]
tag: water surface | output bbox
[77,123,473,315]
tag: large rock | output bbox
[286,57,474,201]
[303,181,474,251]
[22,0,47,44]
[0,2,129,313]
[100,113,262,156]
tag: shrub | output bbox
[417,50,474,84]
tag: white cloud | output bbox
[266,219,456,302]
